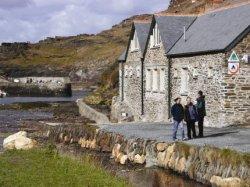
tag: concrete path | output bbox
[100,122,250,153]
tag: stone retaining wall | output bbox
[77,99,110,124]
[48,124,250,186]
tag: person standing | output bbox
[171,97,186,141]
[184,97,198,139]
[196,91,206,138]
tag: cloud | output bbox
[0,0,33,9]
[0,0,170,43]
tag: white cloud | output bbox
[0,0,170,43]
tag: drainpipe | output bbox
[166,55,172,119]
[141,57,144,115]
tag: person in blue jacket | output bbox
[184,97,198,139]
[171,97,186,141]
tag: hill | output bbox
[0,0,248,104]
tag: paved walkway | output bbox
[100,122,250,153]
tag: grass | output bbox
[0,147,129,187]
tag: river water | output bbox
[0,91,208,187]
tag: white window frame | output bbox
[159,68,165,92]
[136,66,141,78]
[129,66,133,78]
[124,65,129,78]
[208,67,213,79]
[152,68,158,92]
[131,31,139,52]
[193,67,198,79]
[180,68,189,96]
[146,69,152,91]
[150,23,161,48]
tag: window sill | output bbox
[150,45,160,49]
[180,92,188,96]
[131,49,139,53]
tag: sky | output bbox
[0,0,170,43]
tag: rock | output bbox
[176,157,187,173]
[134,154,146,164]
[120,155,128,165]
[3,131,37,150]
[210,176,242,187]
[156,143,168,152]
[112,144,121,158]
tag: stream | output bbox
[0,90,208,187]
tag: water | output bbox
[0,90,208,186]
[0,90,88,105]
[59,146,208,187]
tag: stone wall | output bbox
[223,33,250,125]
[171,53,225,127]
[143,42,169,122]
[115,42,144,122]
[48,124,250,186]
[171,33,250,127]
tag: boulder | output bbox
[3,131,37,150]
[156,143,168,152]
[210,176,242,187]
[134,154,146,164]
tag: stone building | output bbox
[112,4,250,127]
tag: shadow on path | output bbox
[203,131,238,138]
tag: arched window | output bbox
[152,68,158,91]
[159,68,165,92]
[150,23,161,48]
[129,66,133,78]
[136,66,141,78]
[146,69,152,91]
[208,67,213,78]
[180,68,189,95]
[124,65,129,78]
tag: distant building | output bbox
[112,4,250,127]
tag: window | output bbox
[173,68,178,78]
[152,69,158,91]
[150,23,161,48]
[129,66,133,78]
[136,66,141,78]
[146,69,152,91]
[208,67,213,78]
[124,65,129,78]
[159,68,165,92]
[193,67,198,79]
[131,31,139,51]
[180,68,189,95]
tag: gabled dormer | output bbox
[150,23,161,48]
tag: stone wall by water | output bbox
[48,124,250,186]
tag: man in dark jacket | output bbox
[171,97,186,141]
[184,97,198,139]
[196,91,206,138]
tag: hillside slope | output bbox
[0,0,248,103]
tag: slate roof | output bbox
[168,4,250,56]
[118,50,126,61]
[155,15,197,53]
[118,22,151,62]
[135,22,151,55]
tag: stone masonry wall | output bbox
[48,124,250,186]
[171,33,250,127]
[117,43,143,121]
[223,33,250,125]
[171,53,225,127]
[143,42,169,122]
